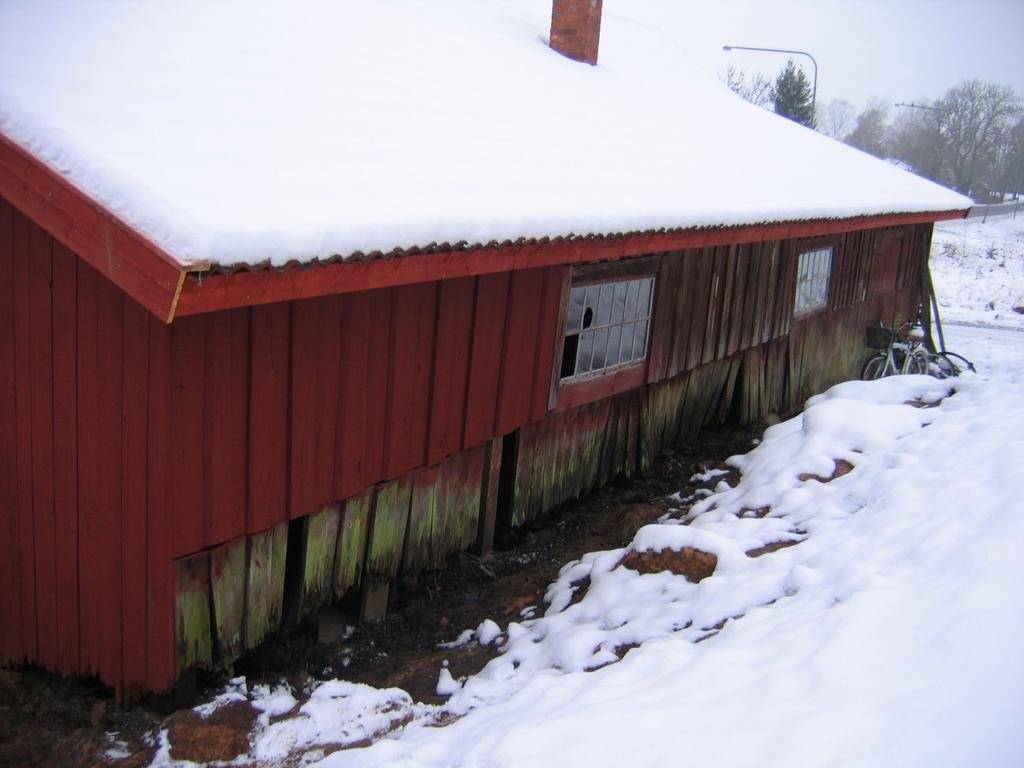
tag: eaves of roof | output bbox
[1,131,968,324]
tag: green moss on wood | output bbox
[210,537,246,665]
[174,553,212,673]
[366,477,411,587]
[301,503,341,620]
[244,521,288,652]
[334,489,372,599]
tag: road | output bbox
[966,201,1022,219]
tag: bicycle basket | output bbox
[865,326,894,349]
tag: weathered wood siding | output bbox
[0,187,929,695]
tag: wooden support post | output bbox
[475,438,502,555]
[360,582,390,622]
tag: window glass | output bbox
[794,247,833,315]
[560,275,656,381]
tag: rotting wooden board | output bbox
[334,488,373,599]
[404,466,437,575]
[244,521,288,652]
[300,503,341,621]
[210,536,247,664]
[365,476,411,588]
[174,552,212,673]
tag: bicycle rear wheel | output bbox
[939,352,976,376]
[906,350,928,375]
[860,353,889,380]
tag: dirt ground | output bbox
[0,425,758,767]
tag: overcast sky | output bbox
[613,0,1024,110]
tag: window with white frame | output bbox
[794,247,833,315]
[560,276,655,380]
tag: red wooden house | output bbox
[0,0,969,696]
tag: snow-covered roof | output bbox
[0,0,971,271]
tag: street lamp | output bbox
[894,102,939,112]
[722,44,818,115]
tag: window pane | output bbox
[583,286,599,329]
[624,281,639,320]
[606,325,622,367]
[611,282,627,324]
[567,287,585,331]
[620,322,636,362]
[576,331,594,375]
[794,247,833,315]
[636,278,653,319]
[632,319,649,361]
[596,283,613,326]
[591,327,609,370]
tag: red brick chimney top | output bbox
[549,0,603,66]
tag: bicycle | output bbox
[860,322,976,380]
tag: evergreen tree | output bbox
[772,59,815,128]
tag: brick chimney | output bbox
[549,0,603,66]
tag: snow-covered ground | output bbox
[147,223,1024,767]
[931,213,1024,330]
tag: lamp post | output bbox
[722,45,818,116]
[894,102,939,112]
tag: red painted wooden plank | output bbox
[728,244,750,355]
[146,317,176,692]
[28,220,58,671]
[170,316,206,557]
[670,250,697,375]
[174,211,968,318]
[335,293,370,500]
[529,267,565,423]
[95,276,125,688]
[362,289,392,485]
[428,277,475,465]
[743,243,760,349]
[0,198,22,665]
[463,272,510,447]
[51,241,79,675]
[555,365,645,412]
[687,248,713,370]
[12,210,37,664]
[248,302,290,533]
[291,296,342,518]
[204,309,248,543]
[76,260,100,674]
[121,297,150,695]
[289,301,319,519]
[0,134,184,321]
[495,269,544,436]
[716,245,737,360]
[385,282,436,479]
[648,252,680,383]
[313,297,343,510]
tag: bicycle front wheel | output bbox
[861,353,889,380]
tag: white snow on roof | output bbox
[0,0,971,269]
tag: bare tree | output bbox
[844,100,890,158]
[997,116,1024,198]
[935,79,1021,196]
[817,98,855,139]
[888,105,944,179]
[721,64,773,108]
